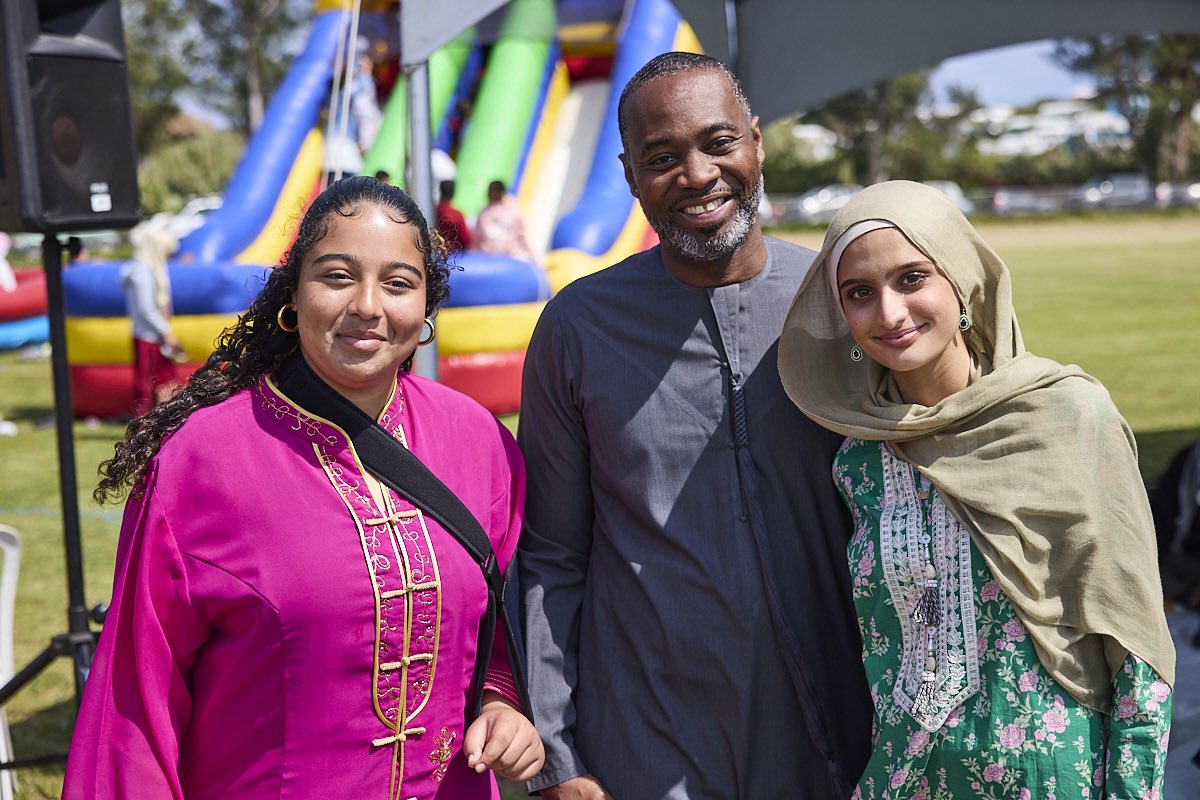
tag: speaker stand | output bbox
[0,234,101,771]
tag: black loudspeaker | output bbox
[0,0,141,232]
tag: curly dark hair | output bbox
[95,176,453,504]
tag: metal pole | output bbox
[407,59,438,380]
[41,234,94,698]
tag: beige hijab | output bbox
[778,180,1174,711]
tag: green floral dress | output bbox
[835,438,1171,800]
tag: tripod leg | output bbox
[0,640,65,707]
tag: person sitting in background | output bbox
[64,177,543,798]
[435,179,472,253]
[778,179,1175,798]
[473,180,536,264]
[121,221,182,418]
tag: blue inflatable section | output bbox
[550,0,680,255]
[0,316,49,350]
[177,11,345,264]
[63,262,272,317]
[434,47,486,154]
[445,253,551,308]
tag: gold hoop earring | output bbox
[277,302,298,333]
[418,317,436,346]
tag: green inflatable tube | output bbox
[362,28,474,182]
[453,0,556,219]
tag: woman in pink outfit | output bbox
[64,176,543,799]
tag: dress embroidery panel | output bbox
[876,442,980,730]
[259,377,446,799]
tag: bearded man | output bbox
[518,52,872,800]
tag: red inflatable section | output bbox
[72,355,524,418]
[563,54,614,82]
[70,363,202,419]
[0,270,47,321]
[438,350,525,416]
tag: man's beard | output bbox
[646,174,764,263]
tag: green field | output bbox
[0,213,1197,797]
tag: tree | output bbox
[189,0,312,133]
[801,71,931,184]
[1054,34,1200,181]
[123,0,195,155]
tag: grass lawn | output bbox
[0,212,1197,797]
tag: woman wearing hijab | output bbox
[64,177,543,798]
[778,181,1174,799]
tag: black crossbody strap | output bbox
[275,355,531,720]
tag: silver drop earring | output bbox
[958,311,971,331]
[850,344,864,362]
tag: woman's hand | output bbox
[463,693,545,782]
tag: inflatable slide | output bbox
[63,0,699,417]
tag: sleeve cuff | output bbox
[483,666,523,710]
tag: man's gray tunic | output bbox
[519,238,872,799]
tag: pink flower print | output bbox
[906,730,929,755]
[1017,670,1040,692]
[889,769,908,790]
[982,763,1006,783]
[1002,618,1027,642]
[1034,729,1046,741]
[1160,731,1171,752]
[977,636,989,656]
[999,723,1025,749]
[1042,708,1067,733]
[1150,680,1169,702]
[980,581,1000,602]
[1092,766,1104,787]
[1018,790,1031,800]
[851,787,862,800]
[1146,788,1160,800]
[945,706,963,728]
[1115,694,1138,719]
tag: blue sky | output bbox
[929,40,1097,106]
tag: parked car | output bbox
[9,229,123,259]
[165,194,223,240]
[1155,180,1200,208]
[989,186,1058,216]
[1067,173,1153,210]
[922,180,975,215]
[795,183,863,224]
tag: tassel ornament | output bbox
[912,655,939,715]
[912,563,940,626]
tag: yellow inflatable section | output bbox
[66,315,240,365]
[518,61,570,213]
[436,302,547,356]
[235,129,324,267]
